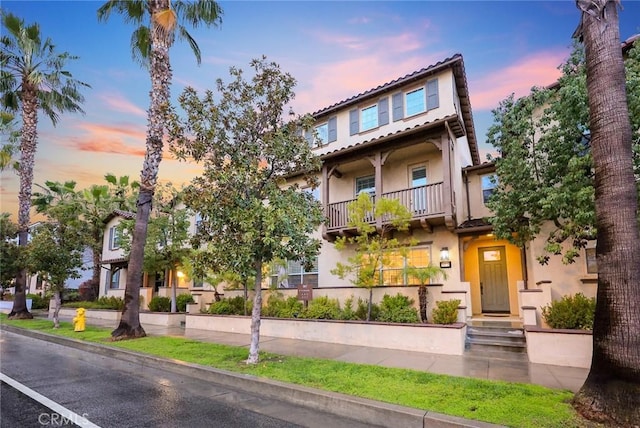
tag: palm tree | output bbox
[571,0,640,424]
[406,265,447,323]
[0,12,88,319]
[97,1,222,338]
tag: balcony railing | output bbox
[326,182,444,231]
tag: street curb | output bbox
[1,324,503,428]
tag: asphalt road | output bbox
[0,331,381,428]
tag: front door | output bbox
[478,246,510,313]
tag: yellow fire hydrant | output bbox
[73,307,86,332]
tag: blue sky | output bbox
[1,1,639,219]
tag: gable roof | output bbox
[311,54,480,165]
[103,209,136,224]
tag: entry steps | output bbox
[465,319,527,361]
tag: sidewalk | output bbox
[49,314,588,393]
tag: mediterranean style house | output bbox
[98,53,600,325]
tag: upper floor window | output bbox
[192,277,204,288]
[406,87,425,117]
[350,99,389,135]
[481,174,498,204]
[392,78,439,122]
[304,186,320,201]
[108,226,121,250]
[307,116,337,147]
[315,123,328,146]
[361,104,378,131]
[195,212,203,233]
[356,175,375,196]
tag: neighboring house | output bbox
[98,52,603,323]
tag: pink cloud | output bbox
[99,93,146,117]
[469,50,567,110]
[67,122,147,156]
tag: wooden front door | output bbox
[478,246,510,313]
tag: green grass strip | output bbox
[1,315,585,428]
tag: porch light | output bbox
[176,271,185,278]
[439,247,452,269]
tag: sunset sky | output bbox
[1,1,639,220]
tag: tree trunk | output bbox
[90,245,101,300]
[572,2,640,425]
[170,271,177,313]
[247,260,263,364]
[9,88,38,320]
[367,287,373,321]
[418,285,428,323]
[111,0,171,339]
[52,290,61,329]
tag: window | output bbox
[481,174,498,204]
[35,276,43,290]
[367,247,432,286]
[270,258,318,288]
[192,277,203,288]
[195,212,203,234]
[406,87,425,117]
[315,123,328,146]
[361,104,378,131]
[304,186,320,201]
[108,226,121,250]
[355,175,375,196]
[585,248,597,274]
[109,269,120,289]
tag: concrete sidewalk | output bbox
[50,315,588,393]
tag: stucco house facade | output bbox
[98,53,599,325]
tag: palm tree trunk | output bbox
[9,88,38,320]
[572,1,640,424]
[418,285,428,323]
[247,259,263,364]
[91,247,101,300]
[111,0,172,339]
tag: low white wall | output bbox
[0,299,32,314]
[525,326,592,368]
[186,315,466,355]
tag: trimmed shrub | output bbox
[63,296,124,310]
[300,296,341,320]
[176,294,195,312]
[355,298,380,321]
[431,299,460,324]
[148,296,171,312]
[262,292,302,318]
[541,293,595,330]
[339,296,358,320]
[378,293,419,323]
[209,296,252,315]
[27,293,48,310]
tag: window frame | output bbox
[481,174,498,205]
[405,87,426,117]
[108,226,121,250]
[355,175,375,196]
[585,247,598,274]
[360,104,378,131]
[109,268,120,289]
[270,257,319,288]
[367,246,432,286]
[315,122,329,146]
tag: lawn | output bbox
[0,315,590,428]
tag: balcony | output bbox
[325,182,445,234]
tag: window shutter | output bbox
[392,92,404,121]
[427,79,439,110]
[349,109,359,135]
[109,227,114,250]
[328,116,337,142]
[378,98,389,126]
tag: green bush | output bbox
[209,296,252,315]
[339,296,358,320]
[148,296,171,312]
[63,296,124,310]
[176,294,195,312]
[262,292,302,318]
[355,298,380,321]
[27,293,48,310]
[431,299,460,324]
[541,293,595,330]
[378,293,419,323]
[300,296,341,320]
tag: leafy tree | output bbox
[406,264,447,323]
[331,193,413,321]
[487,41,639,265]
[98,0,223,339]
[168,58,324,364]
[0,110,19,171]
[0,12,88,319]
[0,213,20,298]
[570,1,640,424]
[27,181,86,328]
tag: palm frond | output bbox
[178,26,201,64]
[173,1,223,28]
[131,26,151,67]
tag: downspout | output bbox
[521,245,529,290]
[464,169,471,222]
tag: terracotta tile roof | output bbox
[103,209,136,224]
[100,257,128,265]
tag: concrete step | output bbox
[466,324,527,355]
[467,328,525,345]
[466,337,527,354]
[464,346,530,361]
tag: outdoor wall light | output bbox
[176,271,185,278]
[439,247,452,269]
